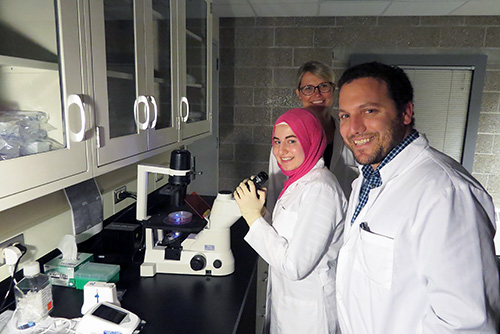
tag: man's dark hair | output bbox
[338,61,414,116]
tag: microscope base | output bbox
[140,248,235,277]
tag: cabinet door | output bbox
[145,0,178,150]
[91,0,149,167]
[0,0,90,209]
[177,0,212,140]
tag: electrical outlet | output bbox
[0,233,25,267]
[114,185,127,204]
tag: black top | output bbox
[324,142,334,169]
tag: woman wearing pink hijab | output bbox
[234,108,346,334]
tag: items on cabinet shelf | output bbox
[0,111,63,160]
[186,74,196,84]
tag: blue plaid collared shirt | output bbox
[350,130,419,225]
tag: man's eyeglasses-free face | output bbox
[298,82,334,96]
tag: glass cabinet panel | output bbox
[104,0,137,139]
[142,0,177,150]
[185,0,208,124]
[91,0,148,168]
[0,0,65,160]
[152,0,173,130]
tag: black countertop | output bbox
[49,196,258,334]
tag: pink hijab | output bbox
[273,108,327,199]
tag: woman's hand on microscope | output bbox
[234,178,267,226]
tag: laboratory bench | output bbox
[0,193,259,334]
[50,216,258,334]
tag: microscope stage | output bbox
[144,209,207,233]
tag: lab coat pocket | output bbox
[356,228,394,289]
[276,296,319,333]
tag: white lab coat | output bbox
[267,116,358,213]
[336,134,500,334]
[245,160,347,334]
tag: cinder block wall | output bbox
[218,16,500,209]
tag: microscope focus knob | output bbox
[213,260,222,269]
[190,254,206,271]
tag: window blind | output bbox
[402,66,473,163]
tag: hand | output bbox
[234,179,267,226]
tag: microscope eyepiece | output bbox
[250,171,268,190]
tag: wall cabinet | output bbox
[0,0,213,211]
[91,0,212,172]
[0,0,92,210]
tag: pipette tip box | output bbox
[74,262,120,290]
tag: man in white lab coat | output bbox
[335,61,500,333]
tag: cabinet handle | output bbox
[67,94,86,143]
[180,96,190,123]
[134,95,150,131]
[148,95,158,129]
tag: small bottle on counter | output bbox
[14,261,53,326]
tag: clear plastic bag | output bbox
[0,111,63,160]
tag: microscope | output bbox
[136,149,242,277]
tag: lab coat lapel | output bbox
[344,175,363,238]
[345,134,428,234]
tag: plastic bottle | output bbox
[14,261,53,326]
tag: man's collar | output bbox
[363,129,419,174]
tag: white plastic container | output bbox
[14,261,53,326]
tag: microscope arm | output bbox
[136,164,190,221]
